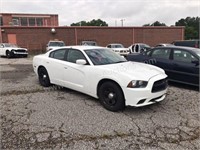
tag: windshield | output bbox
[82,41,97,46]
[4,43,18,48]
[85,48,127,65]
[49,42,65,47]
[112,44,124,48]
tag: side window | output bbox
[151,49,171,59]
[49,49,66,60]
[173,49,197,63]
[132,45,135,51]
[67,49,86,63]
[135,45,139,52]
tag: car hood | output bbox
[101,61,165,81]
[6,47,27,51]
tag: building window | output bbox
[12,17,20,26]
[0,17,3,26]
[21,17,28,26]
[29,18,36,26]
[36,18,43,26]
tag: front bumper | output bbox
[13,51,28,55]
[123,74,168,107]
[10,51,28,57]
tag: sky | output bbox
[0,0,199,27]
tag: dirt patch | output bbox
[0,64,33,80]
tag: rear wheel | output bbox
[98,81,125,111]
[38,67,51,87]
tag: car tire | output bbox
[38,67,51,87]
[98,81,125,112]
[6,51,11,58]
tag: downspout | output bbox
[132,27,135,44]
[182,26,185,40]
[0,26,2,43]
[75,27,78,45]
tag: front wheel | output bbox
[38,67,51,87]
[6,51,11,58]
[98,81,125,111]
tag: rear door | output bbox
[171,48,199,86]
[47,48,68,85]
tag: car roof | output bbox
[49,45,106,51]
[48,40,64,42]
[155,46,198,50]
[153,46,200,53]
[1,43,15,44]
[108,43,123,45]
[133,43,146,44]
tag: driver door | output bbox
[63,49,90,92]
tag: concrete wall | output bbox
[0,26,184,53]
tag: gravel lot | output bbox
[0,56,199,150]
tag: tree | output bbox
[143,21,166,26]
[71,21,87,26]
[71,19,108,26]
[175,17,199,40]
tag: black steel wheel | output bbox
[38,67,51,87]
[98,81,125,111]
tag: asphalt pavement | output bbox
[0,56,199,150]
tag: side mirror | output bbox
[76,59,87,65]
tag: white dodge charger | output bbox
[33,46,168,111]
[0,43,28,58]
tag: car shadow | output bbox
[0,56,28,59]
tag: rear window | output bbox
[49,41,65,47]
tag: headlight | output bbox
[127,80,148,88]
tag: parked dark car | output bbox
[127,46,200,87]
[172,40,200,48]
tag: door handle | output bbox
[46,61,49,64]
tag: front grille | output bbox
[152,78,168,93]
[15,49,26,52]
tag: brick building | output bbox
[0,13,184,53]
[0,13,58,27]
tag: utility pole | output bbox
[121,19,125,27]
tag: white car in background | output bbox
[46,40,65,51]
[129,43,151,53]
[0,43,28,58]
[155,43,175,47]
[106,43,130,56]
[33,46,168,111]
